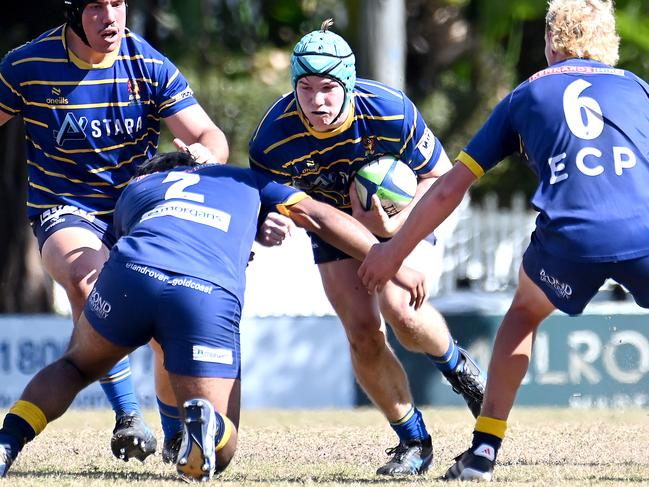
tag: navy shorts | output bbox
[84,259,242,378]
[30,205,117,252]
[308,231,433,264]
[522,236,649,315]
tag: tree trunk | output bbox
[0,117,52,313]
[358,0,407,89]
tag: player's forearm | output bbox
[197,125,229,163]
[390,175,435,229]
[288,200,377,261]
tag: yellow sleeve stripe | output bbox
[398,104,417,157]
[0,72,24,100]
[277,193,311,216]
[475,416,507,439]
[456,151,485,178]
[166,69,180,89]
[10,400,47,435]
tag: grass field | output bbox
[3,407,648,485]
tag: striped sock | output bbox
[389,405,429,443]
[157,397,182,442]
[99,357,140,416]
[427,335,461,374]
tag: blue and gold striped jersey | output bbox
[249,79,444,210]
[0,25,197,221]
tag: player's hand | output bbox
[358,241,402,293]
[173,138,222,164]
[349,182,399,237]
[256,212,295,247]
[393,265,427,309]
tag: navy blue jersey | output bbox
[0,25,197,220]
[112,164,307,306]
[458,58,649,262]
[249,79,444,210]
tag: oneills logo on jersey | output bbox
[362,135,377,156]
[54,113,88,146]
[46,86,69,105]
[127,79,142,104]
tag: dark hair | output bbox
[135,151,200,177]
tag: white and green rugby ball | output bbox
[355,155,417,216]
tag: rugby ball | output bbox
[354,156,417,216]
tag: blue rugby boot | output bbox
[443,444,495,482]
[376,435,433,476]
[111,412,157,462]
[0,444,13,478]
[162,430,183,464]
[176,399,218,482]
[443,347,486,418]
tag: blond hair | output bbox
[546,0,620,66]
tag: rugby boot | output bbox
[0,444,13,478]
[443,444,495,482]
[376,435,433,476]
[443,347,486,418]
[162,430,183,464]
[176,399,219,482]
[111,412,157,462]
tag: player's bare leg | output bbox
[0,313,136,477]
[319,259,412,421]
[41,227,156,460]
[482,267,555,420]
[170,375,240,481]
[445,266,555,482]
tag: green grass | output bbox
[3,407,648,485]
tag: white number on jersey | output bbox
[562,79,604,140]
[163,172,204,203]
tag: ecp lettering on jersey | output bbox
[548,79,637,185]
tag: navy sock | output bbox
[157,397,182,442]
[390,406,429,444]
[427,336,461,374]
[472,431,502,459]
[0,413,36,457]
[99,357,140,416]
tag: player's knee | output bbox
[215,415,238,473]
[347,326,386,361]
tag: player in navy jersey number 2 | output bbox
[250,20,485,476]
[0,0,228,462]
[359,0,649,481]
[0,151,428,481]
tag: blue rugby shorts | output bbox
[522,235,649,315]
[84,258,242,378]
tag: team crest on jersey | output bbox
[128,79,142,104]
[53,113,88,146]
[362,135,377,156]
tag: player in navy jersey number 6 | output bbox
[358,0,649,481]
[0,0,228,462]
[0,151,427,481]
[250,19,485,476]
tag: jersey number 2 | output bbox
[163,172,204,203]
